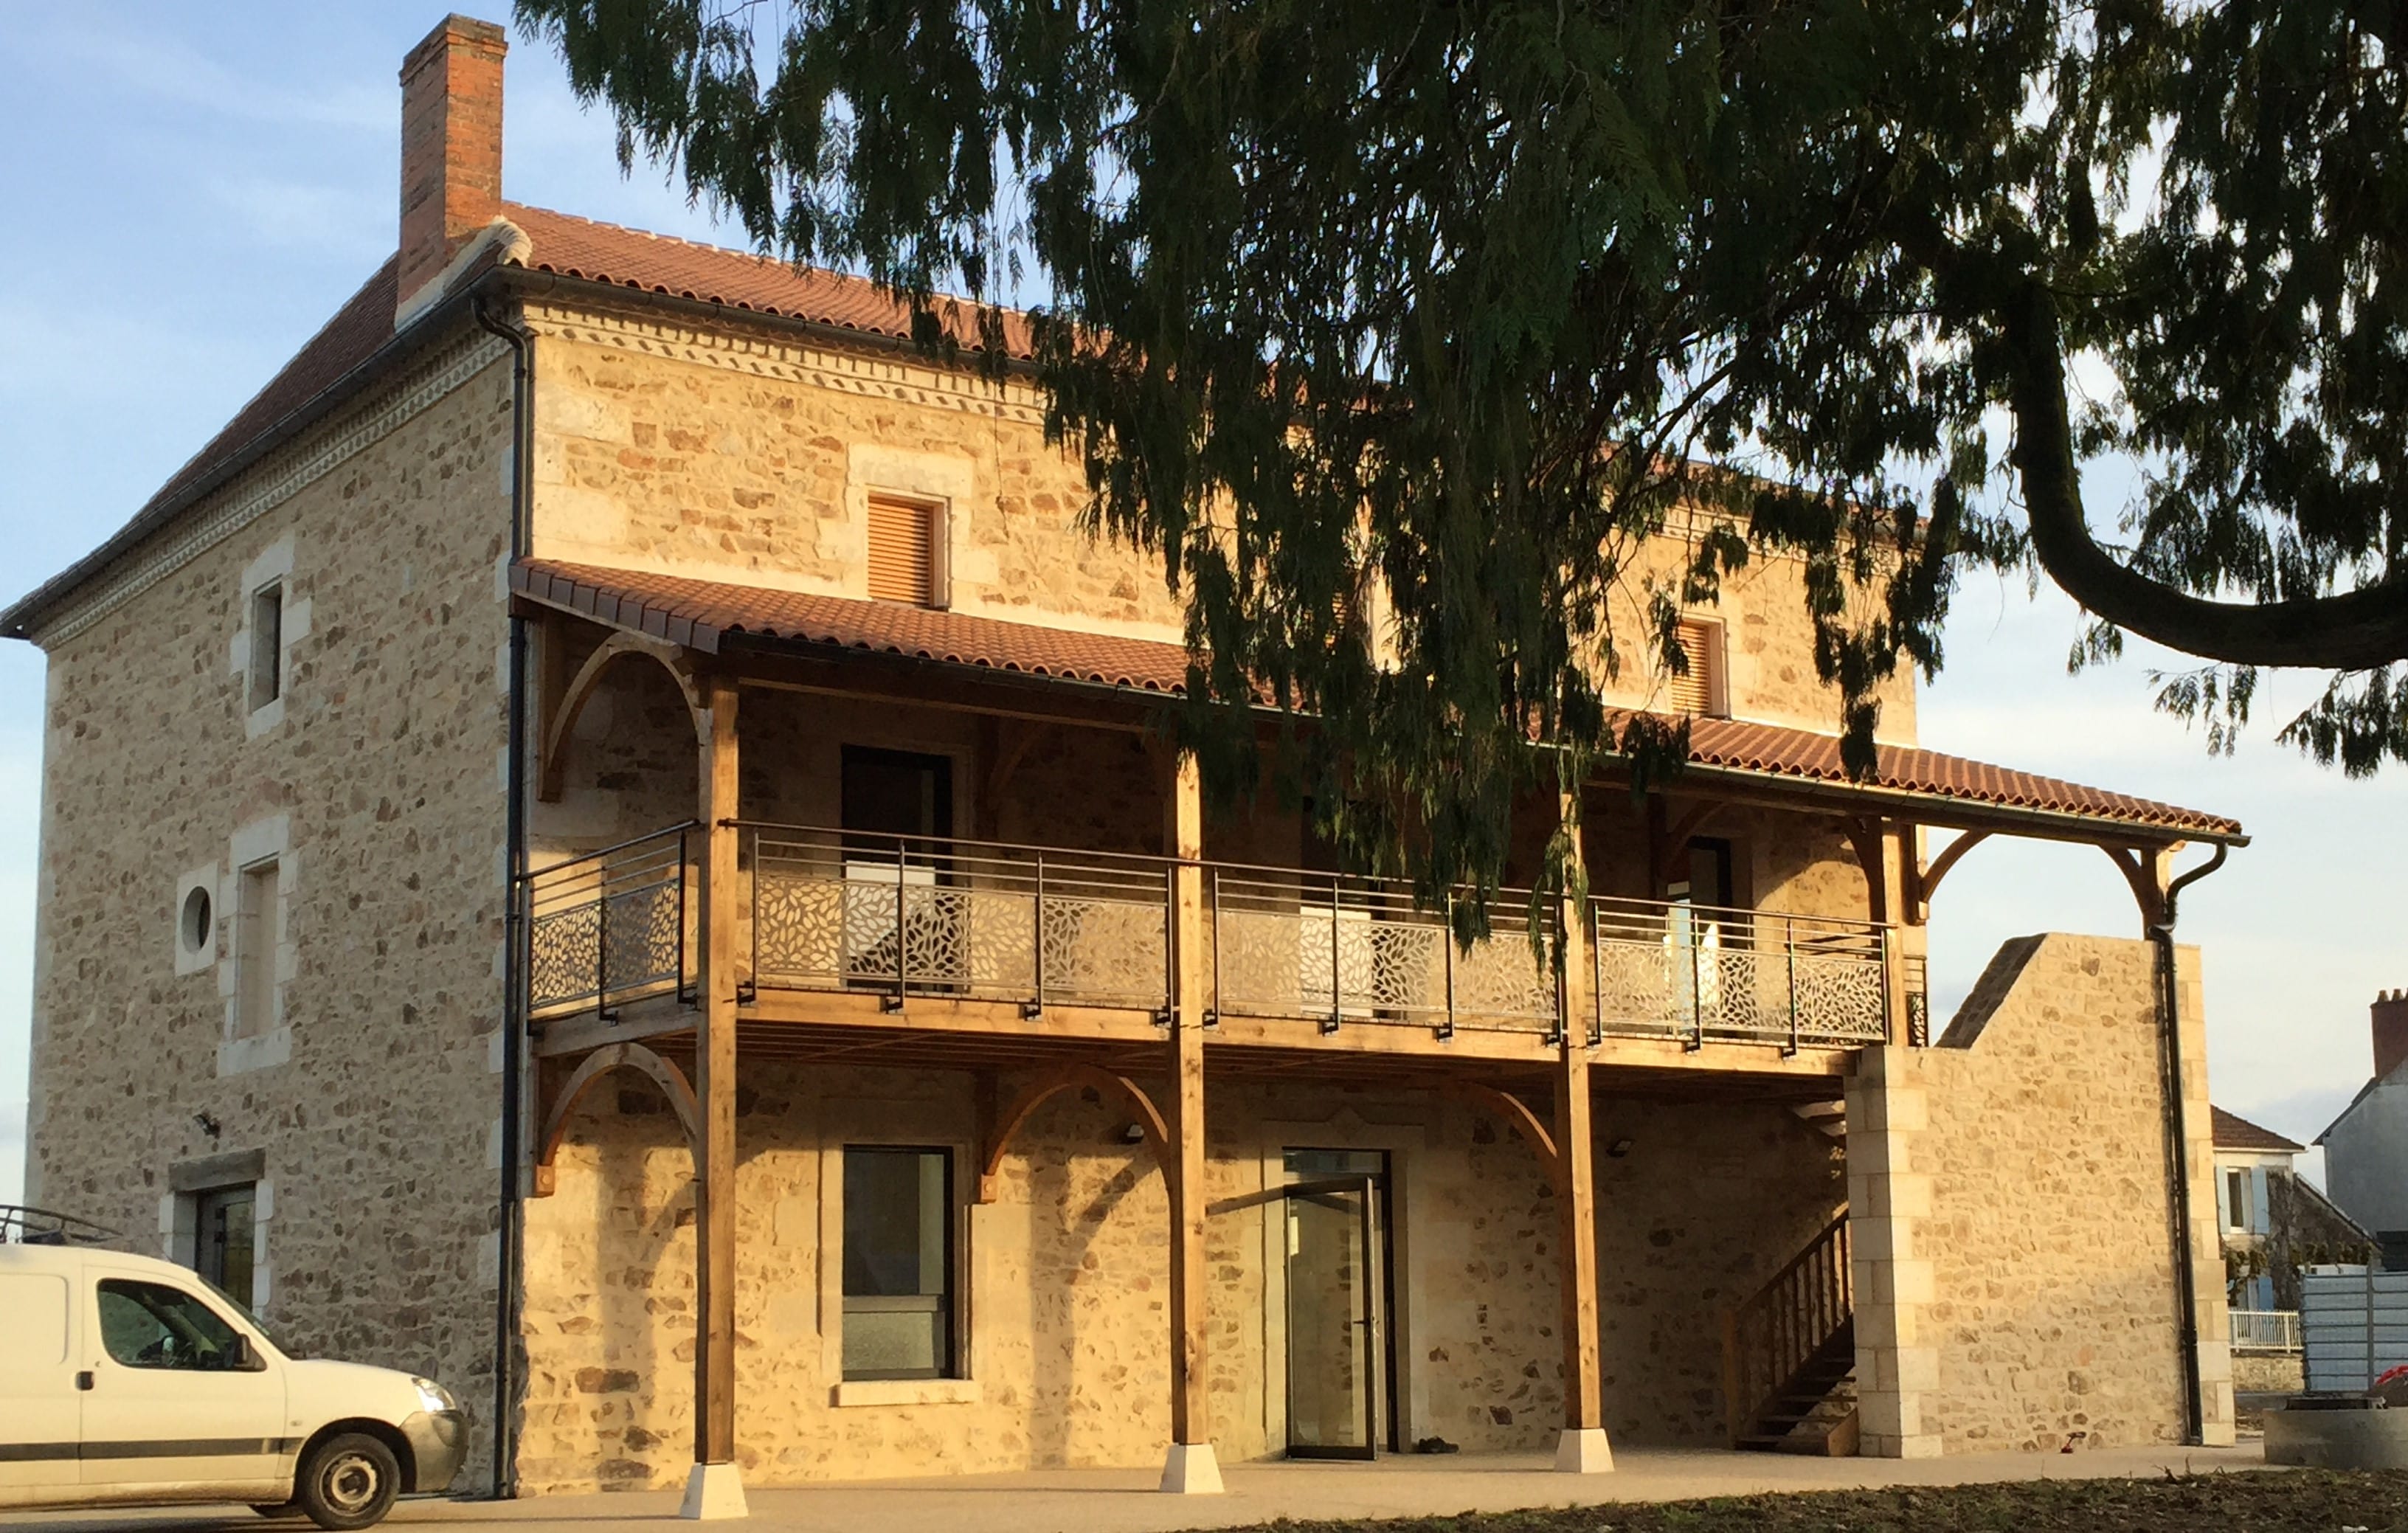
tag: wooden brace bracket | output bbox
[530,1042,703,1197]
[977,1063,1170,1204]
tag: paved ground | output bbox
[17,1442,2276,1532]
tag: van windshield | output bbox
[197,1273,290,1358]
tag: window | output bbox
[196,1185,257,1309]
[235,859,281,1038]
[2225,1168,2253,1233]
[179,885,214,960]
[96,1279,254,1371]
[1666,617,1725,717]
[865,496,947,608]
[842,1146,955,1380]
[247,583,284,711]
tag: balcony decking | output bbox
[524,823,1897,1082]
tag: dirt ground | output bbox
[1253,1470,2408,1533]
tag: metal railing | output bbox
[1592,897,1891,1050]
[2229,1308,2303,1352]
[516,821,1902,1050]
[743,824,1173,1012]
[525,824,696,1017]
[1212,869,1556,1037]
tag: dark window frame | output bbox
[839,1143,961,1383]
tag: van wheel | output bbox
[294,1433,401,1531]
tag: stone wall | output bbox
[522,301,1916,744]
[21,323,518,1481]
[516,1065,1828,1489]
[1591,1096,1845,1444]
[1847,934,2234,1456]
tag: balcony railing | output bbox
[1213,869,1556,1036]
[521,822,1900,1048]
[744,826,1172,1011]
[2229,1309,2303,1352]
[525,824,695,1017]
[1593,897,1891,1049]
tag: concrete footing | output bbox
[1158,1442,1224,1494]
[1553,1427,1615,1473]
[2264,1406,2408,1470]
[679,1461,749,1520]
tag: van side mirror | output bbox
[224,1334,255,1371]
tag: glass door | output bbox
[1282,1149,1390,1459]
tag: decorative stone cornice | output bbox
[32,330,511,650]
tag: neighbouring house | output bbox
[2,14,2249,1509]
[2211,1107,2373,1395]
[2317,990,2408,1272]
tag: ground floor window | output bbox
[841,1146,955,1380]
[195,1184,257,1310]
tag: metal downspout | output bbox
[474,296,536,1498]
[2149,842,2229,1446]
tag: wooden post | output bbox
[1158,750,1221,1493]
[679,675,746,1520]
[1553,792,1612,1472]
[1872,822,1914,1045]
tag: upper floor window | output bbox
[234,857,282,1039]
[1666,617,1726,718]
[246,582,284,712]
[866,496,948,609]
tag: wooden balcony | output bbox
[522,820,1900,1075]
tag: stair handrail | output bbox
[1721,1206,1852,1447]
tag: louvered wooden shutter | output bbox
[1667,618,1722,716]
[867,496,939,606]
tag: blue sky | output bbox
[0,2,2399,1206]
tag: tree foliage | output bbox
[516,0,2408,906]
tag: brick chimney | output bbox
[2376,988,2408,1082]
[398,15,507,316]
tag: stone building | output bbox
[4,13,2248,1515]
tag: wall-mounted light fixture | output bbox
[1606,1137,1634,1158]
[193,1111,222,1140]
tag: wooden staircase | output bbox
[1722,1209,1859,1454]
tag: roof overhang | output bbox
[515,557,2246,850]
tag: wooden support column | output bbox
[1158,750,1222,1494]
[1847,818,1916,1047]
[1553,795,1612,1473]
[679,675,746,1520]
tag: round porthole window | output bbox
[179,885,214,956]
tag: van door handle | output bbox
[75,1371,94,1391]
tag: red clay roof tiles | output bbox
[2212,1106,2304,1155]
[516,557,2244,839]
[503,204,1037,359]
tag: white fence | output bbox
[2228,1309,2303,1352]
[2300,1267,2408,1391]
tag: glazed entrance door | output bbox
[1280,1147,1392,1459]
[1284,1179,1374,1458]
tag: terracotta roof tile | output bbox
[503,204,1037,359]
[2213,1106,2305,1155]
[516,558,2245,839]
[516,558,1186,693]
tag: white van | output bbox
[0,1242,466,1529]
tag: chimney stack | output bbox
[398,15,507,317]
[2375,989,2408,1082]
